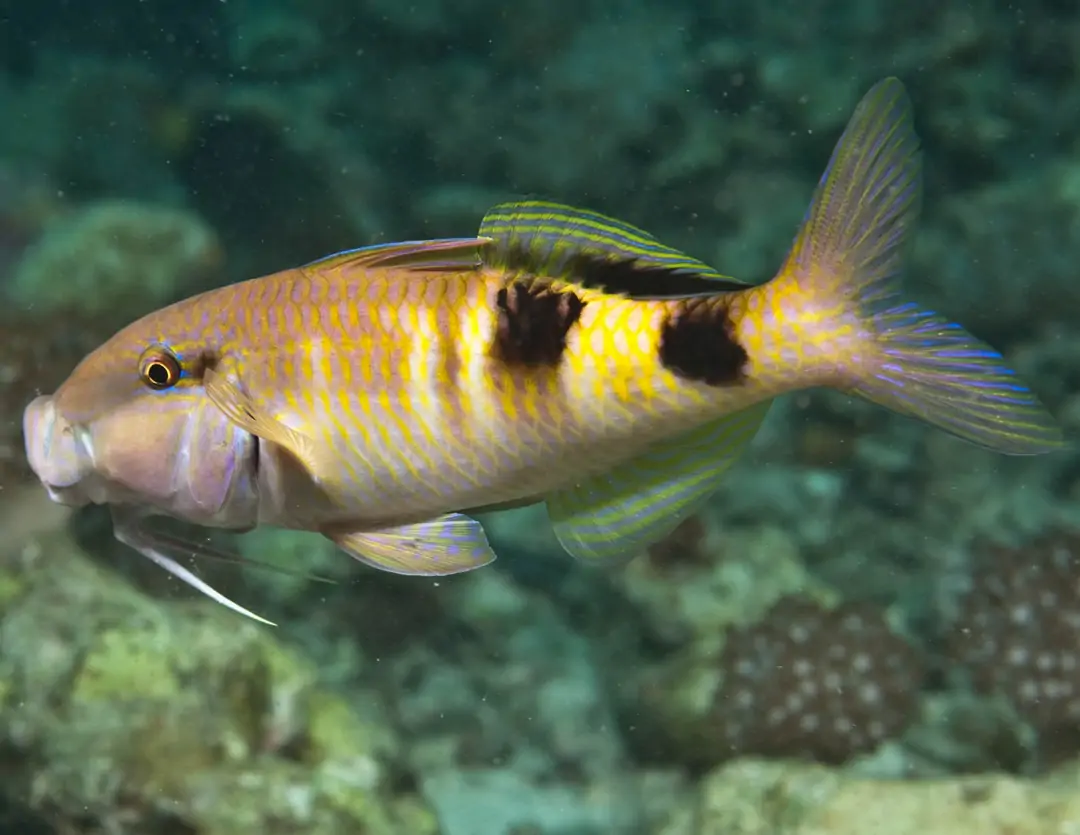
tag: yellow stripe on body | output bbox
[561,294,708,432]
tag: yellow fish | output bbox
[22,78,1064,624]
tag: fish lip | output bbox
[22,395,95,505]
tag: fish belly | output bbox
[313,358,738,528]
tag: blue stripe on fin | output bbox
[479,200,749,295]
[546,400,771,564]
[779,77,1064,454]
[327,513,497,575]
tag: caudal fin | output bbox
[782,77,1064,455]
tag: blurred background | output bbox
[1,0,1080,832]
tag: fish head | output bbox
[22,303,260,528]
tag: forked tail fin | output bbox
[779,77,1064,455]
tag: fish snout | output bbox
[22,395,95,506]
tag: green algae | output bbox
[0,507,439,835]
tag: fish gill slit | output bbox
[490,279,586,369]
[658,296,749,386]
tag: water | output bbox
[0,1,1078,833]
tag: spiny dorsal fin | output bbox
[478,200,749,298]
[303,237,490,273]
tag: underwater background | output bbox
[2,0,1080,833]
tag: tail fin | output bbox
[781,77,1064,455]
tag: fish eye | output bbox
[138,348,182,390]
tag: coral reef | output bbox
[2,0,1080,831]
[615,518,836,649]
[943,535,1080,765]
[0,164,67,283]
[383,568,657,834]
[0,489,437,835]
[655,758,1080,835]
[625,593,923,770]
[711,598,924,764]
[7,199,223,316]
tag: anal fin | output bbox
[546,401,771,563]
[327,513,497,576]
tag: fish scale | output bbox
[218,266,704,518]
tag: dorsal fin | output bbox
[302,237,490,273]
[478,200,749,298]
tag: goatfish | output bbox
[23,78,1064,624]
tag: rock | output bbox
[389,567,629,786]
[656,758,1080,835]
[610,520,847,769]
[0,487,437,835]
[9,199,223,317]
[615,520,835,650]
[423,768,640,835]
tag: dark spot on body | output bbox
[659,297,748,385]
[501,244,747,299]
[492,281,585,367]
[184,348,219,382]
[563,253,748,298]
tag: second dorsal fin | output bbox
[478,200,749,298]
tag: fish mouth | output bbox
[22,395,95,506]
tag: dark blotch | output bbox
[493,282,585,367]
[502,245,747,299]
[565,253,748,298]
[659,297,748,385]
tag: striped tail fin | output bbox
[780,77,1064,455]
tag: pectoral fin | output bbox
[546,401,771,563]
[203,364,323,476]
[327,513,497,576]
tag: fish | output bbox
[22,78,1065,625]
